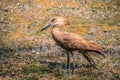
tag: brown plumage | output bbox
[40,16,105,72]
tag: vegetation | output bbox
[0,0,120,80]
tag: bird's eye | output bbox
[51,18,55,22]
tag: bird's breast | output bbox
[51,29,77,51]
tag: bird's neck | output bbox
[52,26,62,36]
[51,25,64,41]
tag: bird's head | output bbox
[40,16,69,32]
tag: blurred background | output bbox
[0,0,120,80]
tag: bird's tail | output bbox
[95,51,106,58]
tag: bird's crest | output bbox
[51,16,70,27]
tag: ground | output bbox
[0,0,120,80]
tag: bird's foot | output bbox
[67,69,71,74]
[66,68,74,74]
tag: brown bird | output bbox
[40,16,105,72]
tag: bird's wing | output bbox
[60,32,103,51]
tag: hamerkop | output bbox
[40,16,105,72]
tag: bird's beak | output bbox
[40,21,51,32]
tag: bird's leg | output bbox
[67,51,70,72]
[82,52,96,67]
[66,51,74,74]
[83,52,101,70]
[86,52,96,66]
[86,53,102,70]
[70,51,74,74]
